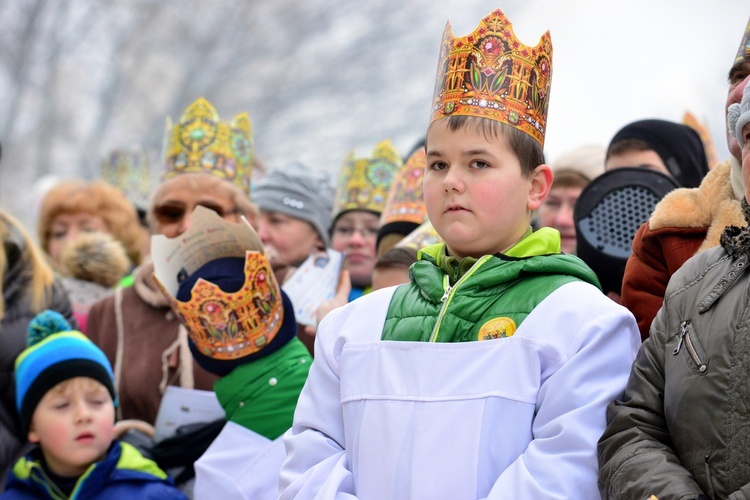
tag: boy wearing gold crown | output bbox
[279,8,639,498]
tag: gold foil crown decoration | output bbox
[333,139,403,218]
[736,16,750,65]
[162,97,253,194]
[101,148,154,209]
[430,8,553,146]
[380,147,428,227]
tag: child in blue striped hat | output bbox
[3,310,186,499]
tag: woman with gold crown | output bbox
[330,140,402,301]
[86,98,256,434]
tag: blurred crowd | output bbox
[0,7,749,500]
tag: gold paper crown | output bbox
[380,147,428,227]
[736,16,750,65]
[333,140,403,218]
[152,206,283,360]
[101,148,154,209]
[430,8,553,146]
[396,220,443,253]
[162,97,253,193]
[165,252,283,360]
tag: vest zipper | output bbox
[673,320,707,372]
[428,255,491,342]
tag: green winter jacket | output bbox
[213,337,311,440]
[382,228,601,342]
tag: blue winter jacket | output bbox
[1,440,186,499]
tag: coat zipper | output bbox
[428,255,491,342]
[673,320,707,372]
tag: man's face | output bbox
[726,61,750,160]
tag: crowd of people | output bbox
[0,5,749,499]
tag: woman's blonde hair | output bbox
[37,180,147,267]
[0,210,55,321]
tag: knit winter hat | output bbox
[15,310,116,435]
[728,83,750,148]
[252,162,334,246]
[607,119,709,188]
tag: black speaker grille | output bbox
[577,185,661,259]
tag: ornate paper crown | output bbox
[736,16,750,65]
[396,220,443,253]
[101,148,154,209]
[380,147,428,227]
[333,139,403,218]
[152,207,283,360]
[430,8,553,146]
[162,98,253,194]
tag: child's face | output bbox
[28,377,115,477]
[424,120,550,258]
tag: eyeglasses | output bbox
[154,202,238,224]
[332,225,379,239]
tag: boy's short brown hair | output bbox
[442,115,545,176]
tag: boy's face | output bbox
[424,119,551,258]
[28,377,115,477]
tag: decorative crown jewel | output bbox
[430,8,553,146]
[152,206,283,360]
[736,16,750,65]
[162,98,253,194]
[333,140,403,218]
[101,148,155,209]
[380,147,428,227]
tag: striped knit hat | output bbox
[15,310,116,434]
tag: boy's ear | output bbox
[28,427,40,444]
[527,164,553,211]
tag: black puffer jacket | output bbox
[0,230,76,482]
[599,245,750,499]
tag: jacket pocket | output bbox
[673,320,709,374]
[672,319,708,375]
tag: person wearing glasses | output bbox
[85,98,255,426]
[330,140,402,301]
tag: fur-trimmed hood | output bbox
[649,158,745,253]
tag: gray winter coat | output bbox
[599,245,750,499]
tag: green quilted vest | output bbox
[381,230,601,343]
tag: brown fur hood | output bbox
[649,159,745,253]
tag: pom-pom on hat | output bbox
[252,162,334,247]
[728,83,750,149]
[15,310,116,435]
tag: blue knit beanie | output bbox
[15,310,116,435]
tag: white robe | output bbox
[194,421,285,500]
[279,281,640,499]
